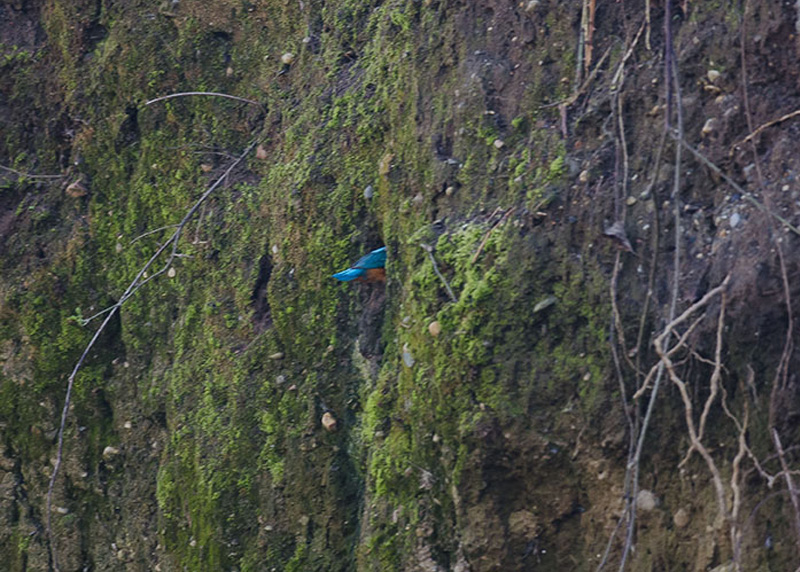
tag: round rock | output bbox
[321,412,337,432]
[636,489,658,512]
[673,507,690,528]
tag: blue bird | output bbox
[332,246,387,283]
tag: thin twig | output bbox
[655,278,732,522]
[773,428,800,549]
[730,108,800,153]
[46,138,260,571]
[585,0,596,75]
[0,164,65,180]
[471,208,514,264]
[618,14,684,567]
[675,136,800,237]
[541,46,612,110]
[420,243,457,303]
[596,251,637,572]
[575,0,588,89]
[696,292,726,444]
[129,224,180,245]
[145,91,264,109]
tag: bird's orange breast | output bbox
[358,267,386,283]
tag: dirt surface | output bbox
[2,0,800,571]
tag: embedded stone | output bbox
[673,507,690,528]
[402,343,415,367]
[702,118,718,136]
[321,412,337,432]
[102,446,120,459]
[66,179,88,198]
[636,489,658,512]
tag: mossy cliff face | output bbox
[2,0,800,570]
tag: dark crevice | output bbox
[251,253,273,334]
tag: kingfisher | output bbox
[332,246,387,283]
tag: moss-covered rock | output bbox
[2,0,800,570]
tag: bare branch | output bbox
[46,138,260,571]
[675,137,800,237]
[145,91,264,109]
[773,428,800,551]
[0,164,65,180]
[471,208,514,264]
[731,108,800,152]
[420,243,458,303]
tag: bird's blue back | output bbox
[352,247,386,269]
[331,246,387,282]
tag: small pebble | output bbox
[673,507,690,528]
[321,412,337,432]
[402,343,415,367]
[445,186,455,196]
[702,118,718,136]
[428,321,441,337]
[66,179,88,198]
[707,69,721,83]
[626,196,637,206]
[533,295,557,313]
[730,212,741,228]
[102,446,120,459]
[167,267,176,278]
[636,489,658,512]
[363,185,374,199]
[281,52,295,65]
[579,170,590,183]
[493,139,505,149]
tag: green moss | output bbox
[0,0,629,569]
